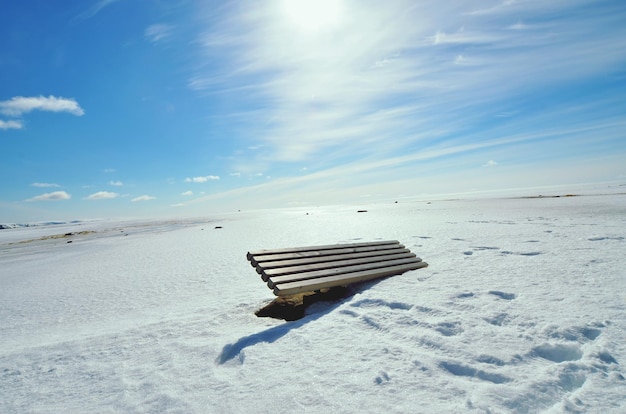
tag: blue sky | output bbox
[1,0,625,222]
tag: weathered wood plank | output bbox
[249,242,403,267]
[262,252,419,280]
[256,247,410,275]
[272,262,429,296]
[247,240,399,262]
[267,257,423,288]
[248,239,399,257]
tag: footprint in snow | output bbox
[350,298,412,311]
[489,291,516,300]
[374,371,391,385]
[500,250,542,256]
[440,361,511,384]
[588,236,624,241]
[531,343,583,363]
[435,321,463,337]
[484,312,509,326]
[546,322,605,341]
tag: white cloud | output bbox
[181,190,193,196]
[131,195,156,202]
[31,182,60,188]
[0,119,22,130]
[26,191,71,202]
[191,0,626,172]
[229,172,241,177]
[483,160,498,167]
[86,191,119,200]
[145,24,174,43]
[0,96,84,117]
[109,180,123,186]
[185,175,220,183]
[104,168,116,173]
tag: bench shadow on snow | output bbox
[216,281,382,364]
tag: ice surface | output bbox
[1,194,625,413]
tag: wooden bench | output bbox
[247,240,428,296]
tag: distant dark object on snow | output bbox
[215,226,223,229]
[357,210,368,213]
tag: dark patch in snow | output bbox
[440,361,511,384]
[413,305,436,313]
[596,351,618,365]
[435,321,463,336]
[477,355,506,366]
[485,313,509,326]
[588,236,624,241]
[456,292,474,299]
[500,250,542,256]
[362,316,383,330]
[374,371,391,385]
[463,251,473,255]
[489,291,516,300]
[557,366,587,391]
[471,246,500,251]
[350,298,412,311]
[547,324,603,341]
[532,343,583,362]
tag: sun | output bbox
[280,0,343,32]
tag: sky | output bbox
[1,0,625,222]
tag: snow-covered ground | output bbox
[1,191,625,413]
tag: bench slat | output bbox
[249,243,403,266]
[273,262,428,296]
[267,256,423,288]
[247,240,399,262]
[256,247,410,274]
[261,252,419,280]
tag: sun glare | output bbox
[281,0,343,32]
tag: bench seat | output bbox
[247,240,427,296]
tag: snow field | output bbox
[1,194,625,413]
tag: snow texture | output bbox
[1,193,625,413]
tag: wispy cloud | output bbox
[109,180,123,186]
[0,120,22,130]
[86,191,119,200]
[191,0,626,174]
[31,182,60,188]
[145,24,174,43]
[103,168,116,173]
[77,0,120,19]
[0,96,84,117]
[181,190,193,196]
[26,191,71,202]
[185,175,220,183]
[131,195,156,202]
[483,160,498,167]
